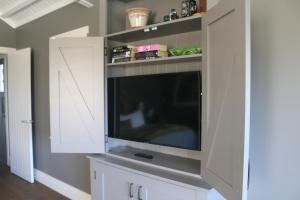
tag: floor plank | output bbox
[0,164,69,200]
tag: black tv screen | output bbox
[108,72,201,150]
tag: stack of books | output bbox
[135,44,168,60]
[111,45,136,63]
[111,44,168,63]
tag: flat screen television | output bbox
[108,72,201,151]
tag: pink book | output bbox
[136,44,167,52]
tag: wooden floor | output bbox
[0,164,69,200]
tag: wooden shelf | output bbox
[107,54,202,67]
[106,15,202,43]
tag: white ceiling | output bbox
[0,0,93,28]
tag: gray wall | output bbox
[0,21,16,47]
[249,0,300,199]
[16,2,99,192]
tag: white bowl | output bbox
[127,7,151,28]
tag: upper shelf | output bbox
[106,15,202,43]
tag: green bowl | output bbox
[169,47,202,56]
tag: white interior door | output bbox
[202,0,251,199]
[7,48,34,183]
[0,58,7,165]
[49,37,105,153]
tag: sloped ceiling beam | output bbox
[0,0,39,18]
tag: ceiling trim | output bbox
[14,0,77,28]
[77,0,94,8]
[0,0,39,18]
[0,17,16,28]
[0,0,94,29]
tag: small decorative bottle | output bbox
[169,9,179,21]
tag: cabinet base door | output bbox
[50,37,105,153]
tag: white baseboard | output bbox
[34,169,91,200]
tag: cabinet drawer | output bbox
[102,163,139,200]
[91,161,137,200]
[91,161,208,200]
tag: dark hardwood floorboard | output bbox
[0,164,69,200]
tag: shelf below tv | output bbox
[107,146,201,178]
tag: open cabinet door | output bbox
[49,37,105,153]
[202,0,251,199]
[8,48,34,183]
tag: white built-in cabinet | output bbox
[49,0,250,199]
[89,156,224,200]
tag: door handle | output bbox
[21,120,34,124]
[138,185,143,200]
[129,183,134,198]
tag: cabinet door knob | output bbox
[129,183,134,198]
[138,185,143,200]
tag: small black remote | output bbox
[134,153,153,159]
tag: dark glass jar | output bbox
[181,0,198,17]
